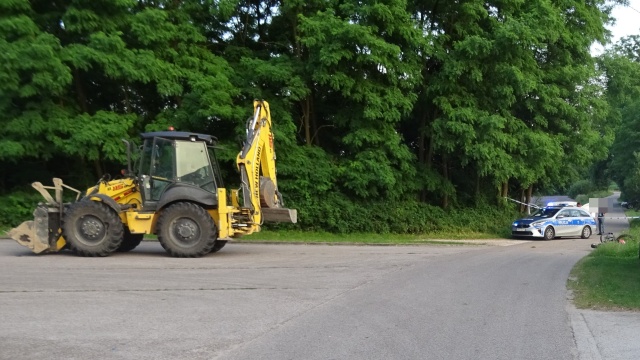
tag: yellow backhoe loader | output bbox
[7,100,297,257]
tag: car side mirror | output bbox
[557,215,565,219]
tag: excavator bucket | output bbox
[258,178,297,223]
[7,178,79,254]
[262,208,297,223]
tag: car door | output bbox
[568,210,583,236]
[554,209,572,236]
[578,209,596,230]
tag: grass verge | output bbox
[568,210,640,310]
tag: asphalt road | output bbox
[0,235,601,360]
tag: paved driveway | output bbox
[0,236,604,360]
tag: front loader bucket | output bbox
[6,178,78,254]
[7,205,62,254]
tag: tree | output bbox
[0,0,237,187]
[602,36,640,201]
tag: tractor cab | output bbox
[137,131,224,211]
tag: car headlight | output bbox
[531,221,544,227]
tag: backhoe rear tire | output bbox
[156,202,218,257]
[62,201,124,257]
[117,227,144,252]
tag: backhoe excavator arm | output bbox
[236,100,296,225]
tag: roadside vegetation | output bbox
[0,0,630,237]
[568,210,640,311]
[568,179,615,206]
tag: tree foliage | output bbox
[0,0,625,232]
[604,35,640,202]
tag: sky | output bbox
[592,0,640,54]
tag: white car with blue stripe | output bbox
[512,206,596,240]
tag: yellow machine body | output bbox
[8,100,296,257]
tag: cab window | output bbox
[175,140,216,192]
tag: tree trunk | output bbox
[418,111,428,202]
[475,173,481,202]
[526,184,534,214]
[442,156,449,208]
[418,111,427,165]
[303,96,311,146]
[310,95,319,146]
[420,127,435,203]
[94,158,103,178]
[499,180,508,206]
[74,69,89,114]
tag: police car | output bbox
[511,205,596,240]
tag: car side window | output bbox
[578,210,591,217]
[558,210,570,218]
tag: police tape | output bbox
[504,197,541,209]
[602,216,640,220]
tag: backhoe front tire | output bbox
[210,240,227,253]
[62,201,124,257]
[117,227,144,252]
[156,202,218,257]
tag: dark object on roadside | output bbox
[591,233,626,249]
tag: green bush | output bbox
[576,194,589,205]
[0,191,45,229]
[4,188,518,238]
[567,180,594,199]
[285,195,517,237]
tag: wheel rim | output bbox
[583,227,591,237]
[75,215,106,245]
[169,217,201,247]
[545,228,553,239]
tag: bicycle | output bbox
[597,214,614,243]
[590,216,615,248]
[600,232,615,243]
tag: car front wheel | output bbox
[543,226,555,240]
[581,226,592,239]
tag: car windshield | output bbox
[532,208,560,218]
